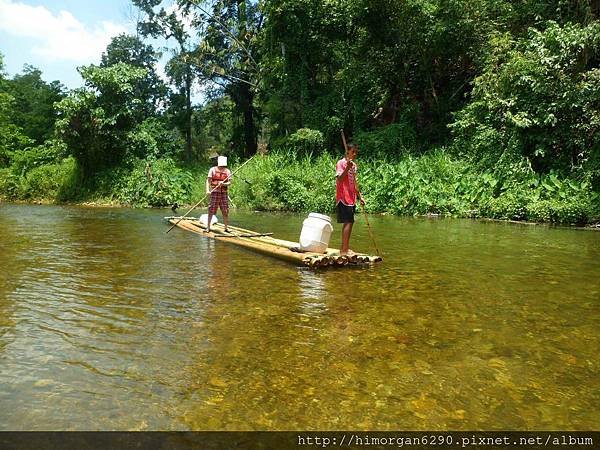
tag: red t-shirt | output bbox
[336,158,357,206]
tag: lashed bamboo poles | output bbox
[206,222,380,262]
[165,217,382,268]
[171,218,308,265]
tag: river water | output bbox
[0,204,598,430]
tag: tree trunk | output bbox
[240,82,257,157]
[185,67,192,163]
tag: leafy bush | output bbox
[265,173,309,211]
[451,22,600,174]
[0,167,22,199]
[10,140,67,175]
[280,128,325,156]
[354,123,417,160]
[229,151,335,213]
[527,198,590,224]
[360,150,470,215]
[127,117,182,159]
[116,157,195,207]
[21,162,69,200]
[480,192,529,221]
[0,157,76,201]
[0,89,34,167]
[2,148,596,225]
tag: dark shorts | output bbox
[336,202,356,223]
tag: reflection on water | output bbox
[0,204,598,430]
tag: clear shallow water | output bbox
[0,204,598,430]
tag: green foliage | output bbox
[280,128,325,155]
[0,157,76,201]
[474,168,596,223]
[227,149,598,224]
[192,97,234,157]
[526,198,591,224]
[480,192,529,221]
[360,150,472,215]
[0,168,21,199]
[116,158,195,207]
[0,60,58,170]
[354,123,417,159]
[101,34,167,119]
[55,63,149,177]
[0,85,33,167]
[127,117,182,159]
[21,160,73,200]
[229,152,336,212]
[7,66,65,144]
[451,22,600,175]
[10,140,67,175]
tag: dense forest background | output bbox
[1,0,599,224]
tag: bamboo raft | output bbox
[165,216,383,268]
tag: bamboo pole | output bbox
[218,232,274,238]
[360,202,381,257]
[335,256,345,266]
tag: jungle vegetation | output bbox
[0,0,598,224]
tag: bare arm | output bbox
[336,160,354,180]
[222,176,232,186]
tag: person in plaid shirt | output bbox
[205,156,232,233]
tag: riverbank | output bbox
[3,199,600,231]
[1,150,599,226]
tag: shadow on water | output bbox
[0,204,598,430]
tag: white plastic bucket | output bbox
[298,213,333,253]
[199,214,218,227]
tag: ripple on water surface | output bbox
[0,205,598,430]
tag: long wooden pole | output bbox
[361,202,381,257]
[166,154,257,234]
[340,130,381,257]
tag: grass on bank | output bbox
[0,150,598,225]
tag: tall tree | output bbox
[451,21,600,176]
[0,54,32,166]
[133,0,199,162]
[261,0,347,143]
[55,63,148,178]
[101,34,167,120]
[199,0,264,157]
[8,65,65,145]
[135,0,265,158]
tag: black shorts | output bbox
[336,202,356,223]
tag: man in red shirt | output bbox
[335,143,365,256]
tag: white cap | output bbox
[217,156,227,167]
